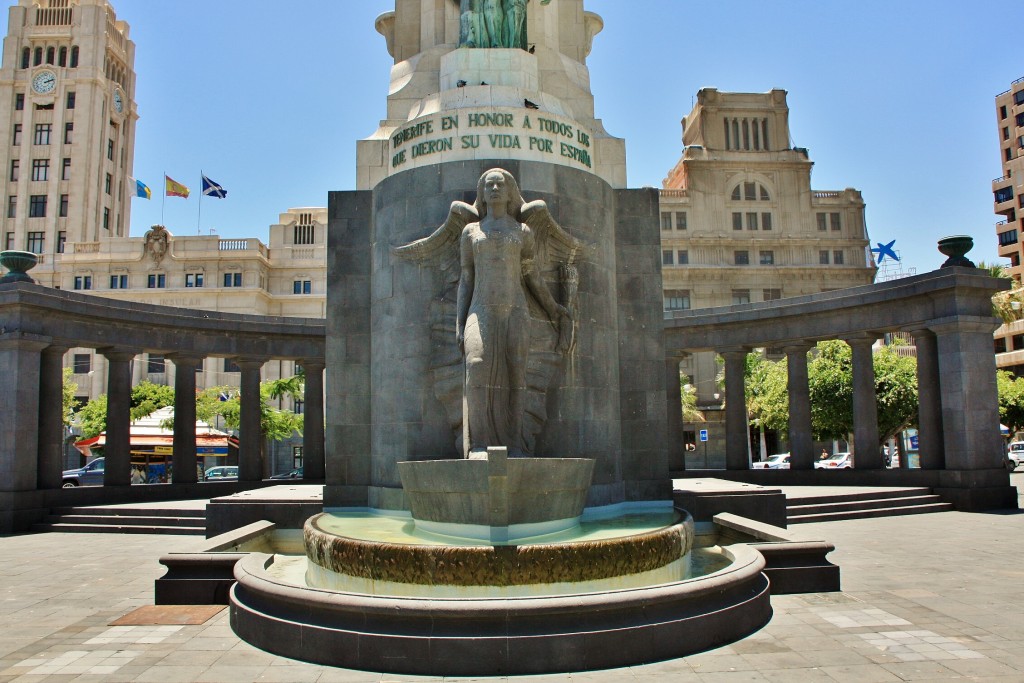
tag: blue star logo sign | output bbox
[871,240,900,264]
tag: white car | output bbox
[1008,442,1024,470]
[814,452,853,470]
[752,453,790,469]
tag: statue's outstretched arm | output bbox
[393,201,478,262]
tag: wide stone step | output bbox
[51,506,206,518]
[30,522,206,535]
[44,514,205,527]
[787,502,954,524]
[787,487,934,506]
[787,494,946,516]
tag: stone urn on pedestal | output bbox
[0,250,38,284]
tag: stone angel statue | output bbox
[394,168,583,458]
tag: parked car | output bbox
[62,457,105,487]
[752,453,790,469]
[1008,442,1024,470]
[269,467,303,480]
[814,452,853,470]
[204,465,238,481]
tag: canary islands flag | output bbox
[165,175,190,198]
[201,174,227,199]
[130,177,151,199]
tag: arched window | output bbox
[729,182,771,202]
[58,46,67,67]
[69,45,78,68]
[33,47,42,66]
[731,186,741,201]
[21,47,30,69]
[46,46,55,64]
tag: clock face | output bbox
[32,70,57,94]
[113,89,123,113]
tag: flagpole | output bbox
[161,171,166,225]
[197,170,203,235]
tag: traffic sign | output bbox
[699,429,708,442]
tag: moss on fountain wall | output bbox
[304,512,694,587]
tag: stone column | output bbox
[37,344,69,489]
[784,344,814,470]
[0,332,49,493]
[236,358,266,482]
[932,319,1004,471]
[100,348,135,486]
[169,354,202,485]
[910,328,944,469]
[665,356,685,471]
[721,348,749,470]
[847,336,881,469]
[301,360,325,480]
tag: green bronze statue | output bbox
[459,0,536,50]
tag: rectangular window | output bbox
[59,194,68,217]
[12,124,21,145]
[65,91,75,109]
[746,212,758,230]
[676,211,687,230]
[147,273,166,289]
[56,230,65,253]
[744,182,756,201]
[223,358,241,373]
[4,232,12,250]
[293,399,305,415]
[819,250,830,264]
[31,159,48,181]
[293,279,312,294]
[29,195,46,217]
[830,212,841,231]
[108,274,128,289]
[293,223,314,245]
[732,212,743,230]
[15,93,24,110]
[759,250,774,265]
[107,139,114,161]
[816,213,827,231]
[734,250,749,265]
[995,187,1014,203]
[147,354,166,373]
[26,231,43,254]
[761,212,772,230]
[102,207,109,229]
[223,272,242,287]
[833,250,844,265]
[763,288,782,301]
[6,196,14,218]
[1006,147,1013,162]
[1001,105,1009,119]
[293,446,304,469]
[664,289,690,311]
[1017,113,1024,127]
[732,289,751,305]
[73,275,92,290]
[64,122,72,144]
[662,249,674,266]
[677,250,688,265]
[33,123,51,145]
[1005,127,1011,141]
[10,159,19,181]
[104,173,111,194]
[1015,90,1024,106]
[661,212,672,231]
[72,354,91,374]
[61,158,70,180]
[185,273,204,288]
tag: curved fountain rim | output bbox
[307,505,688,549]
[234,534,765,610]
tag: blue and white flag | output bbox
[201,174,227,199]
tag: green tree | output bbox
[61,368,78,428]
[75,394,108,439]
[997,370,1024,434]
[745,352,789,434]
[195,379,304,444]
[73,380,176,439]
[680,377,704,424]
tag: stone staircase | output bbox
[32,505,207,535]
[786,487,954,524]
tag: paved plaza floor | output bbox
[2,474,1023,682]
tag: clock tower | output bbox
[0,0,137,287]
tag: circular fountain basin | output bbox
[229,505,772,675]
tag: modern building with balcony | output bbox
[992,77,1024,377]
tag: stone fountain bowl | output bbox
[937,235,975,268]
[0,250,38,283]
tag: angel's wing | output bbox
[392,201,478,262]
[520,200,585,272]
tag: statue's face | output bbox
[484,173,508,206]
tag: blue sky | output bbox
[7,1,1019,273]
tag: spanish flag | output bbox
[165,175,190,198]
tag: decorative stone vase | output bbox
[0,250,37,284]
[937,235,976,268]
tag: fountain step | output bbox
[787,494,947,516]
[787,501,954,524]
[786,487,934,506]
[51,506,206,518]
[42,514,206,527]
[30,522,206,535]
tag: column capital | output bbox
[299,358,326,372]
[928,318,1001,336]
[166,352,204,367]
[234,357,268,371]
[843,334,878,348]
[782,343,813,356]
[904,327,936,339]
[718,346,749,359]
[0,331,50,352]
[97,347,137,363]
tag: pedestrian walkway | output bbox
[0,474,1021,682]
